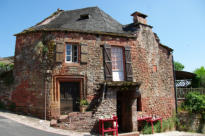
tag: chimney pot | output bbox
[131,11,148,24]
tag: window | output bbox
[66,44,78,63]
[79,14,90,20]
[103,44,133,81]
[111,46,124,81]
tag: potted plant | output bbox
[80,99,89,113]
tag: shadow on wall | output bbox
[88,86,104,134]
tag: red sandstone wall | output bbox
[13,33,46,117]
[132,25,176,119]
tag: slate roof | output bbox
[17,7,134,37]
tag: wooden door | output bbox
[60,82,80,114]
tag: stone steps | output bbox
[51,112,96,132]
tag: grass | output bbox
[141,116,178,134]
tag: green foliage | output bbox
[142,116,177,134]
[174,61,185,71]
[0,101,6,109]
[193,66,205,88]
[194,66,205,78]
[191,76,201,88]
[182,92,205,114]
[0,62,14,85]
[80,99,89,106]
[43,46,49,55]
[0,62,14,74]
[142,121,161,134]
[8,102,16,111]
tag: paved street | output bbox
[0,116,66,136]
[0,112,204,136]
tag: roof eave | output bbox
[159,43,173,52]
[14,29,136,38]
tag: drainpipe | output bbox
[172,55,177,113]
[45,79,47,120]
[102,82,106,100]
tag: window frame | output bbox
[111,46,126,81]
[65,43,79,63]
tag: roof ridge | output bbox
[96,7,108,31]
[34,10,63,27]
[64,6,99,13]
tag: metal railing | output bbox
[177,88,205,99]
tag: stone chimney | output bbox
[131,11,147,24]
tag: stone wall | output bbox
[57,112,96,132]
[94,90,117,119]
[0,22,175,131]
[11,32,137,119]
[12,33,47,117]
[177,112,205,133]
[132,25,176,119]
[43,32,137,118]
[0,81,13,107]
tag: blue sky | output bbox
[0,0,204,72]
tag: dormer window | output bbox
[80,14,89,20]
[66,44,78,63]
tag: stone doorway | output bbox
[60,82,80,114]
[117,91,134,133]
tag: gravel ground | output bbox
[0,111,204,136]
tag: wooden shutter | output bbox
[56,42,64,62]
[125,46,133,81]
[80,44,88,64]
[103,44,112,81]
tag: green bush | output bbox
[142,121,162,134]
[141,115,178,134]
[0,63,14,74]
[8,102,16,111]
[182,92,205,114]
[80,99,89,106]
[0,101,6,109]
[0,63,14,85]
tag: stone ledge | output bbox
[119,131,139,136]
[101,81,141,87]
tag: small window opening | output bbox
[153,65,157,72]
[137,96,142,111]
[80,14,89,20]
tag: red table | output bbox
[137,116,152,121]
[146,117,162,134]
[137,116,162,134]
[99,116,118,136]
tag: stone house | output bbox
[1,7,176,133]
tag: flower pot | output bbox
[80,105,87,113]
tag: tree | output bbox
[174,61,184,71]
[193,66,205,88]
